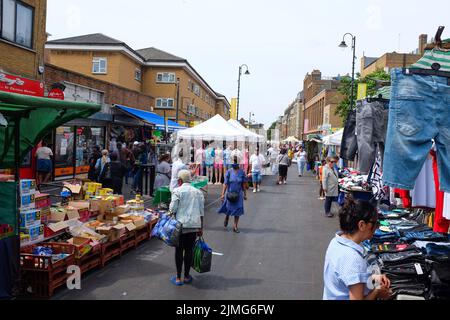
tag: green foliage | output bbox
[335,69,390,122]
[267,121,277,140]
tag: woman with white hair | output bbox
[169,169,205,286]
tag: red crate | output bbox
[101,239,121,267]
[20,243,75,271]
[75,249,101,274]
[120,231,136,254]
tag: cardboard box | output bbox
[67,237,92,258]
[133,217,146,230]
[114,205,130,215]
[20,179,36,194]
[20,224,44,240]
[50,208,67,222]
[47,221,69,233]
[68,201,90,210]
[118,214,131,220]
[97,188,114,196]
[125,223,136,232]
[113,224,126,239]
[20,193,35,210]
[20,209,41,228]
[64,183,82,194]
[66,207,80,220]
[90,198,101,212]
[98,199,115,215]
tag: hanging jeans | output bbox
[383,68,450,192]
[340,109,357,161]
[356,100,389,174]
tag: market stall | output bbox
[176,114,245,141]
[0,91,101,298]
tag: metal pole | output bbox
[237,66,242,120]
[350,36,356,109]
[175,78,180,124]
[13,116,21,296]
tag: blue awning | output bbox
[114,104,185,131]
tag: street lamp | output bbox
[237,64,250,120]
[248,112,254,129]
[175,78,180,124]
[339,33,357,110]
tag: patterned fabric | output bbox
[368,150,387,201]
[411,44,450,72]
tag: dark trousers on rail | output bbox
[175,232,197,278]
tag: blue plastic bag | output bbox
[192,237,212,273]
[151,213,182,247]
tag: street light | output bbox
[338,33,356,110]
[248,112,254,129]
[237,64,250,120]
[175,78,180,124]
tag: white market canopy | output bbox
[227,119,265,142]
[176,114,246,141]
[322,128,344,146]
[282,136,300,143]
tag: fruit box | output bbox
[20,224,44,240]
[20,209,41,228]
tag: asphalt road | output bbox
[53,167,339,300]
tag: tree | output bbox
[335,69,390,122]
[267,121,277,140]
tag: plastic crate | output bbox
[101,239,121,267]
[20,243,75,271]
[75,249,102,274]
[120,231,136,254]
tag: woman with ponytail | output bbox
[95,149,111,183]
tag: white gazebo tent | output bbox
[227,119,265,142]
[322,128,343,146]
[282,136,300,143]
[176,114,246,141]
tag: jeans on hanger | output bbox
[356,100,389,174]
[340,109,358,161]
[383,68,450,192]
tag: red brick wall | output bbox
[44,64,154,111]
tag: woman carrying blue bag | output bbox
[168,169,205,286]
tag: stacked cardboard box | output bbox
[35,193,51,224]
[19,180,44,243]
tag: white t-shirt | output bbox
[270,148,278,160]
[231,149,243,164]
[36,147,53,160]
[170,159,188,192]
[297,151,307,162]
[195,148,205,164]
[250,154,265,172]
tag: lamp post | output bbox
[339,33,357,110]
[237,64,250,120]
[175,78,180,124]
[248,112,254,129]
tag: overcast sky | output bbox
[47,0,450,128]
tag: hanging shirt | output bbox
[431,150,450,233]
[195,148,205,164]
[443,193,450,221]
[170,159,188,192]
[411,153,436,208]
[223,148,232,166]
[410,45,450,72]
[369,151,386,201]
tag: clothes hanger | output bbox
[404,26,450,79]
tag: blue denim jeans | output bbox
[383,68,450,192]
[252,171,262,184]
[297,160,306,175]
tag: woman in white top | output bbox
[296,146,307,177]
[35,141,53,185]
[154,154,172,190]
[214,147,224,185]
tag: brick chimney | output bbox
[419,34,428,55]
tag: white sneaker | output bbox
[284,181,287,185]
[257,188,261,192]
[253,189,257,193]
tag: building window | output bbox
[156,72,176,83]
[188,80,191,91]
[193,84,200,96]
[1,0,34,48]
[135,69,142,81]
[156,98,175,109]
[92,57,107,74]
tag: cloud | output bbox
[66,5,81,30]
[366,5,382,31]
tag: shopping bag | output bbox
[192,237,212,273]
[338,192,346,206]
[331,202,340,215]
[151,213,182,247]
[306,163,311,171]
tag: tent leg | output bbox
[12,117,21,297]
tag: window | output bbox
[193,84,200,96]
[156,98,175,109]
[92,57,107,74]
[188,80,191,91]
[156,72,176,83]
[135,68,142,81]
[1,0,34,48]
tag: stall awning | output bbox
[0,91,101,169]
[114,104,185,131]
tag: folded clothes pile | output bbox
[338,174,371,192]
[366,208,450,299]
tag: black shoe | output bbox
[224,217,229,228]
[233,227,240,233]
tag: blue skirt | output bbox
[37,159,52,173]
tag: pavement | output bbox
[53,167,339,300]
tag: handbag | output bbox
[227,192,240,203]
[151,212,182,247]
[192,236,212,273]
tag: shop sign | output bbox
[48,88,65,100]
[0,72,44,97]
